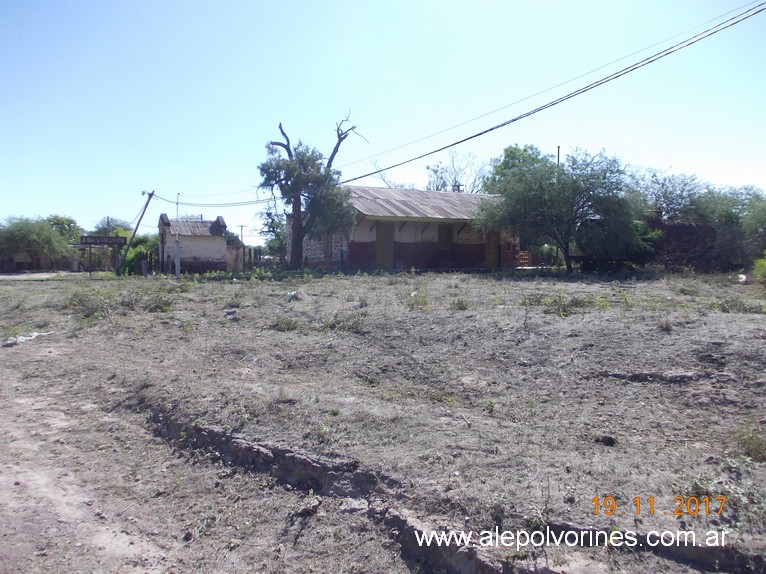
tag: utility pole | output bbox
[237,225,245,271]
[174,194,180,278]
[118,191,155,275]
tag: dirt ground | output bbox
[1,270,765,573]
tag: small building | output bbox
[158,214,228,274]
[291,186,524,270]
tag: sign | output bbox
[80,235,127,246]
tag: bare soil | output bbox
[1,271,765,573]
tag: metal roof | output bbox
[159,214,227,236]
[345,186,493,222]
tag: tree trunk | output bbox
[289,194,304,269]
[562,244,573,274]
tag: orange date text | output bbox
[591,496,726,516]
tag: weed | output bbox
[542,293,592,317]
[226,289,245,308]
[313,423,335,444]
[449,297,470,311]
[677,285,700,296]
[543,293,571,317]
[124,289,174,313]
[429,392,457,407]
[657,314,672,333]
[594,293,609,310]
[442,396,457,407]
[269,315,301,332]
[520,293,545,306]
[324,310,367,333]
[65,287,111,319]
[734,428,766,462]
[266,388,298,412]
[484,400,496,414]
[711,296,763,314]
[618,290,634,309]
[404,287,429,312]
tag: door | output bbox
[375,222,394,268]
[483,232,500,268]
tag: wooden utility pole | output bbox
[118,191,155,275]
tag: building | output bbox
[158,214,228,274]
[291,186,524,270]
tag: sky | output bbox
[1,0,765,245]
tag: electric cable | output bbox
[153,193,273,208]
[339,1,766,185]
[337,0,762,170]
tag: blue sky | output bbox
[1,1,764,244]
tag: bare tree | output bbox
[426,149,489,193]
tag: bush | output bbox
[324,310,367,333]
[734,428,766,462]
[0,217,73,269]
[753,251,766,284]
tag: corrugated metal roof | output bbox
[345,186,493,221]
[159,214,227,236]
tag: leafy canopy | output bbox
[258,121,357,269]
[479,145,647,272]
[0,217,73,261]
[259,142,352,239]
[45,214,83,243]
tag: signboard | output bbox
[80,235,127,246]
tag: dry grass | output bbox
[1,271,765,573]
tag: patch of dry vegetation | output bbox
[1,271,765,573]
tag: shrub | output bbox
[269,315,301,332]
[324,310,367,333]
[735,428,766,462]
[753,252,766,284]
[403,286,429,312]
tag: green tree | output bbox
[123,234,159,275]
[260,209,287,263]
[686,186,763,271]
[258,121,357,269]
[575,194,656,268]
[225,230,244,248]
[629,170,701,222]
[0,217,73,268]
[91,217,132,235]
[45,215,83,244]
[741,189,766,266]
[480,146,641,273]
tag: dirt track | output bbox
[1,272,765,573]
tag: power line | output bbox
[177,187,257,199]
[340,1,766,185]
[153,193,272,208]
[337,1,762,170]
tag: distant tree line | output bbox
[0,215,157,273]
[477,144,766,274]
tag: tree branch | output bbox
[327,116,357,170]
[269,122,293,160]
